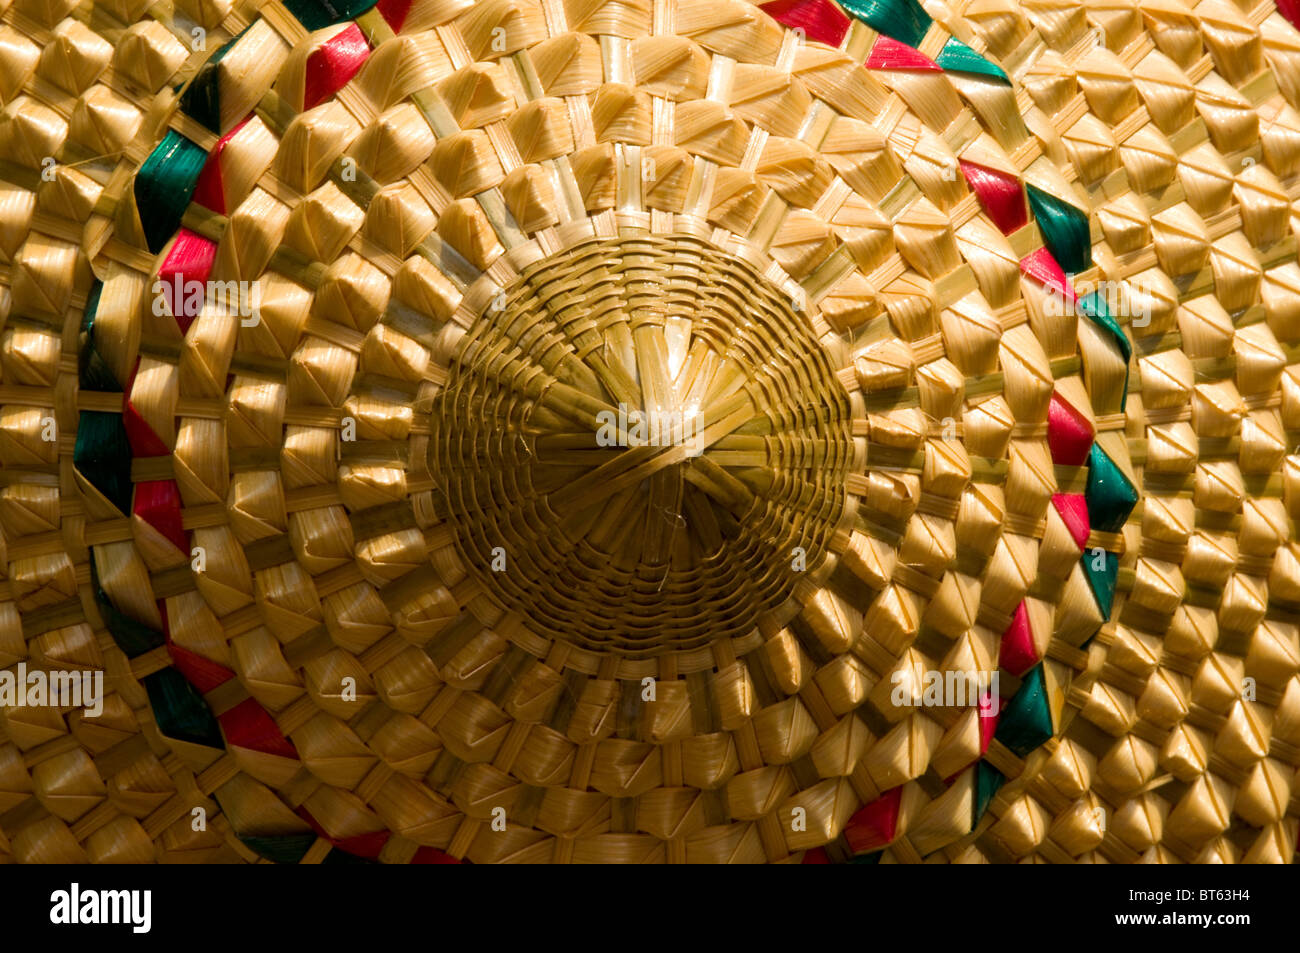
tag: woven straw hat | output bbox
[0,0,1298,865]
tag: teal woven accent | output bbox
[935,36,1009,84]
[179,71,221,134]
[143,668,224,748]
[324,848,378,864]
[1083,547,1120,618]
[135,131,207,253]
[78,281,120,393]
[238,833,318,864]
[1026,183,1091,273]
[1085,443,1138,533]
[847,850,883,864]
[282,0,378,30]
[1077,291,1133,412]
[178,27,248,134]
[100,605,163,658]
[74,411,133,515]
[994,664,1053,758]
[973,760,1005,825]
[837,0,931,47]
[92,563,165,658]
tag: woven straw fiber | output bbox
[0,0,1297,864]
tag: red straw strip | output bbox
[1047,391,1094,466]
[219,697,299,760]
[304,23,371,110]
[167,641,236,693]
[122,360,172,457]
[411,846,465,864]
[1019,246,1077,302]
[375,0,412,32]
[159,598,238,698]
[1277,0,1300,30]
[865,35,941,71]
[960,160,1028,234]
[192,118,250,214]
[298,808,392,860]
[132,479,188,554]
[1051,493,1091,550]
[844,786,903,853]
[759,0,850,48]
[155,228,217,335]
[998,601,1038,676]
[978,692,999,752]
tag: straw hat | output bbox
[0,0,1296,864]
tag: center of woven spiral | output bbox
[429,235,855,659]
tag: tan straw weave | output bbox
[0,0,1297,864]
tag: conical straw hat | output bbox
[0,0,1296,864]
